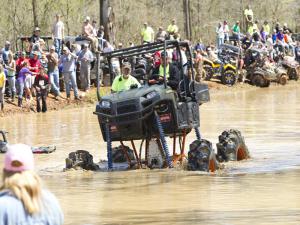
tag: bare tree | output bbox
[32,0,38,27]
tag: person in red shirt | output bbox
[16,52,29,73]
[33,67,50,112]
[28,51,41,96]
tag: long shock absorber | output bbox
[106,123,113,170]
[195,127,201,141]
[154,111,173,168]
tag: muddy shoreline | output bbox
[1,81,299,118]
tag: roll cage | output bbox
[96,40,196,101]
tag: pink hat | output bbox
[4,144,34,172]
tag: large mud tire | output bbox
[203,65,214,81]
[252,74,270,87]
[112,145,135,163]
[221,70,236,86]
[216,129,250,162]
[278,74,288,85]
[187,139,218,172]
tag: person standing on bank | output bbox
[52,14,64,55]
[5,52,16,102]
[0,64,5,111]
[59,46,80,100]
[33,67,50,113]
[0,144,63,225]
[78,43,94,92]
[47,46,60,99]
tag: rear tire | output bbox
[278,74,288,85]
[252,74,269,87]
[216,129,250,162]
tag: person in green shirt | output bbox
[111,63,141,92]
[232,21,241,44]
[140,22,154,44]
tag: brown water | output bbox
[1,83,300,225]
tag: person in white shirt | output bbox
[52,14,64,55]
[223,21,230,43]
[216,22,225,49]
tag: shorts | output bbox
[25,76,35,88]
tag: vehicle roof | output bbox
[101,40,190,59]
[17,36,52,41]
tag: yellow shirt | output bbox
[141,26,154,42]
[111,75,141,92]
[244,9,253,17]
[167,24,179,34]
[263,24,270,34]
[159,64,170,78]
[0,72,5,88]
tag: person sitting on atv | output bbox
[242,32,253,50]
[206,46,222,64]
[149,51,179,90]
[111,63,141,93]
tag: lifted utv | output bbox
[94,41,212,170]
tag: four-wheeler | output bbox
[277,56,300,81]
[203,44,239,86]
[244,48,288,87]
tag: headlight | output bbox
[100,100,111,108]
[145,91,157,99]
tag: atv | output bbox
[244,48,288,87]
[203,44,239,86]
[94,41,211,170]
[277,56,300,81]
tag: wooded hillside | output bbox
[1,0,299,49]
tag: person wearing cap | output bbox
[0,64,5,111]
[33,67,50,112]
[59,46,80,99]
[52,14,64,55]
[47,45,60,98]
[155,26,167,42]
[82,16,98,52]
[30,27,41,44]
[241,32,253,50]
[28,51,41,97]
[111,63,140,92]
[167,19,179,39]
[16,51,28,73]
[0,144,63,224]
[78,43,94,92]
[140,22,154,44]
[150,51,179,90]
[1,41,11,65]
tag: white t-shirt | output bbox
[53,21,64,39]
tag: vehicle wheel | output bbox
[252,74,268,87]
[279,74,288,85]
[216,129,250,162]
[221,70,236,86]
[203,65,213,81]
[112,145,135,163]
[187,139,218,172]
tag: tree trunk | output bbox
[183,0,191,40]
[100,0,116,45]
[32,0,38,27]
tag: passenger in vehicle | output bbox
[111,63,141,92]
[149,51,179,90]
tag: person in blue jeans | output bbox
[47,46,60,98]
[52,14,64,55]
[59,46,79,99]
[0,144,64,225]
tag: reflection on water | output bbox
[1,83,300,224]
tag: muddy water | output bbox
[1,83,300,225]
